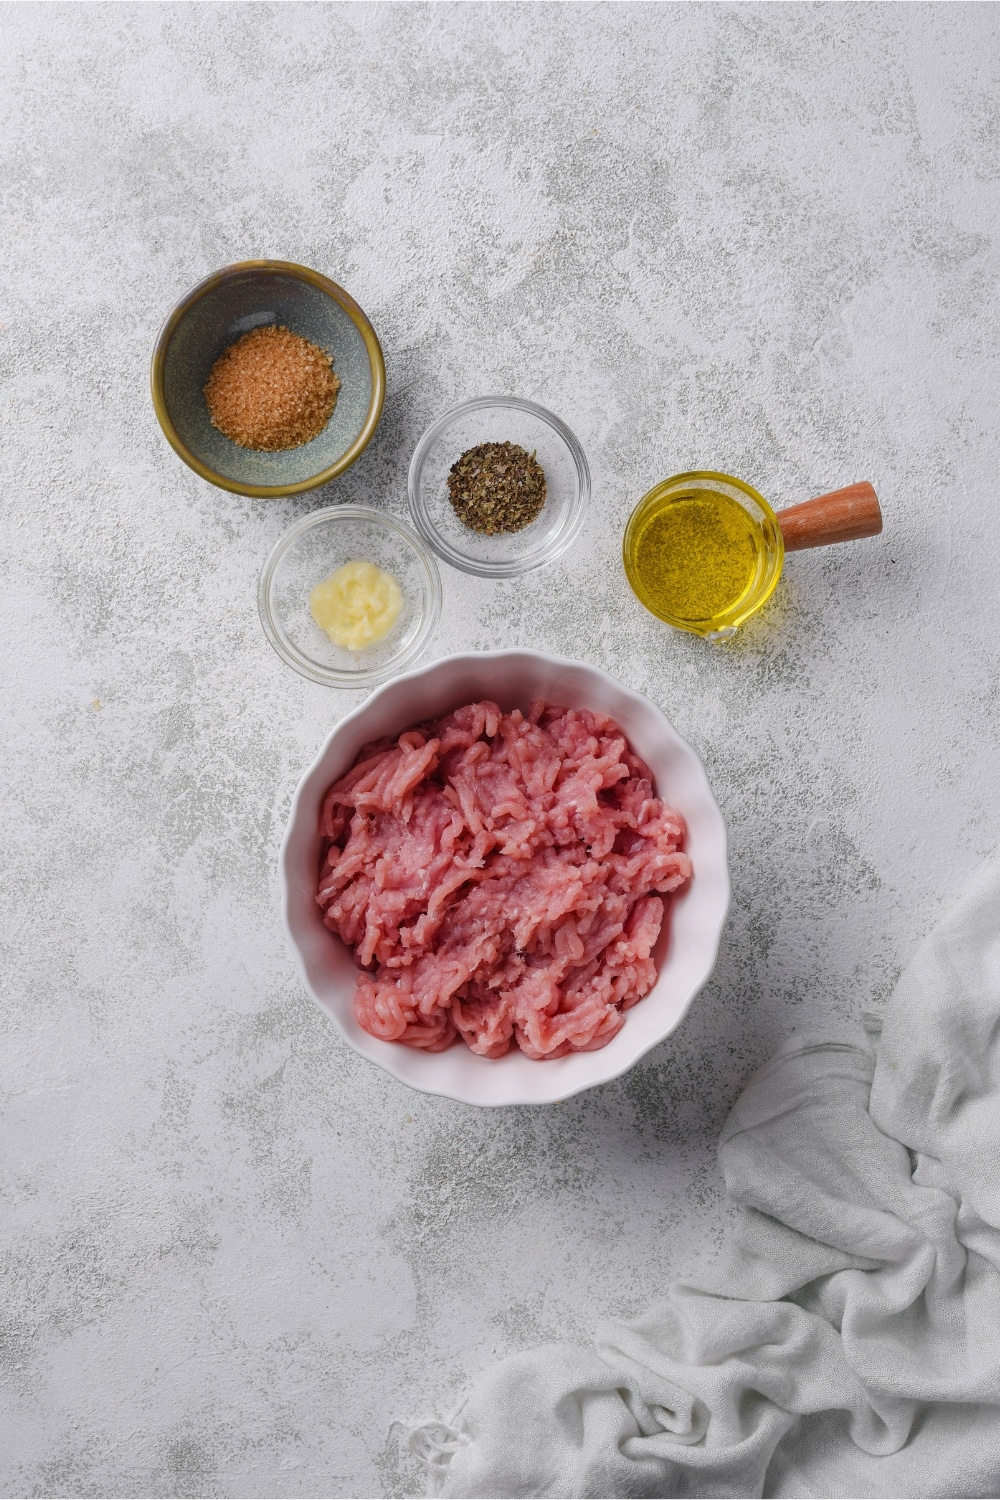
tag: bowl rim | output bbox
[257,504,443,688]
[150,259,387,498]
[407,395,591,578]
[279,648,730,1105]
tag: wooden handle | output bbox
[776,481,882,552]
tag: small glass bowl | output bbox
[408,396,590,578]
[258,506,442,688]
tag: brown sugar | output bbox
[203,324,341,451]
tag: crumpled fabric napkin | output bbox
[410,863,1000,1498]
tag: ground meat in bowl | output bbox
[316,700,691,1059]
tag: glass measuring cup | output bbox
[622,471,881,640]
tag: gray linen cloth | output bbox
[408,862,1000,1497]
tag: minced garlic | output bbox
[309,559,403,651]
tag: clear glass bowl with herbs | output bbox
[407,396,590,578]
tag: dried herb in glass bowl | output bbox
[446,441,547,535]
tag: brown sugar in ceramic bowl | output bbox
[151,260,385,498]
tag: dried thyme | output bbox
[446,442,547,535]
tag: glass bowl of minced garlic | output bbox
[151,260,385,497]
[258,507,442,688]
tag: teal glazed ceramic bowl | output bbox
[151,260,386,498]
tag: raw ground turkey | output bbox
[316,700,692,1059]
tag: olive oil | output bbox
[623,473,784,638]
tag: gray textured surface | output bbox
[2,4,999,1496]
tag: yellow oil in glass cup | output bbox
[623,472,882,640]
[623,472,784,640]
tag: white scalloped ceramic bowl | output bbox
[279,650,729,1106]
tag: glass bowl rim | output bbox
[407,394,590,578]
[257,504,443,688]
[630,469,780,522]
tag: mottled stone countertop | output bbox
[3,5,999,1496]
